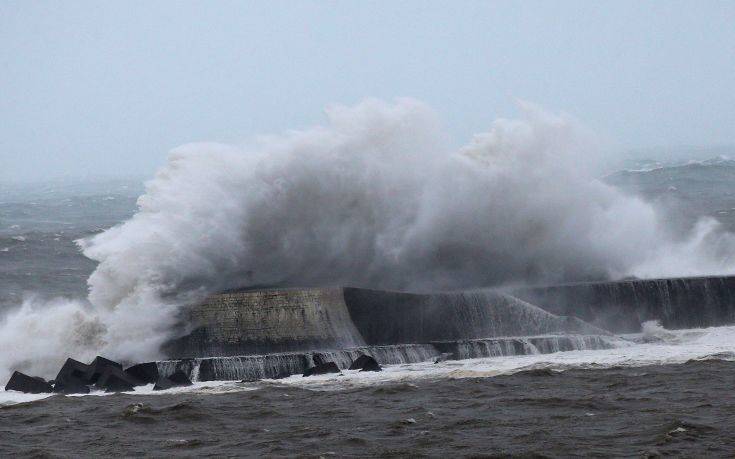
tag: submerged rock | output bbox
[85,356,123,384]
[153,370,193,391]
[434,353,454,364]
[125,362,159,385]
[152,379,174,391]
[54,358,91,394]
[348,355,382,372]
[169,371,193,386]
[5,371,53,394]
[303,362,340,377]
[95,367,142,393]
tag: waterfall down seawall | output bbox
[153,278,735,382]
[513,275,735,333]
[153,287,626,382]
[163,287,605,359]
[156,335,621,382]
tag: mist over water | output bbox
[83,98,735,294]
[2,98,735,380]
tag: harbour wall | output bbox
[163,276,735,361]
[163,287,602,359]
[513,275,735,333]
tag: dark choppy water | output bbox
[2,360,734,457]
[0,178,141,307]
[605,157,735,234]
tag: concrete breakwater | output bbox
[9,277,734,390]
[153,277,735,382]
[163,287,603,359]
[163,287,365,358]
[514,275,735,333]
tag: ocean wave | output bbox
[609,155,735,175]
[2,99,735,383]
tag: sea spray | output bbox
[80,99,735,295]
[1,98,735,381]
[0,297,102,380]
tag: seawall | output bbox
[513,275,735,333]
[163,287,365,358]
[151,277,735,382]
[163,287,602,359]
[342,288,604,344]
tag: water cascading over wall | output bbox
[156,344,442,382]
[155,336,624,382]
[513,275,735,333]
[163,287,605,360]
[149,277,735,382]
[341,288,606,345]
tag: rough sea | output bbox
[2,157,735,457]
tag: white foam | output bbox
[0,390,53,407]
[0,380,259,406]
[2,324,734,405]
[269,325,735,391]
[3,98,735,385]
[137,380,260,395]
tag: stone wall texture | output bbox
[163,276,735,359]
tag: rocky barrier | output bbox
[4,356,194,395]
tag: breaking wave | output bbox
[2,98,735,380]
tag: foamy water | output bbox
[269,324,735,391]
[0,379,258,407]
[4,323,734,406]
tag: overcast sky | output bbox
[1,1,734,181]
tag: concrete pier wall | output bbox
[164,287,603,359]
[513,276,735,333]
[163,287,365,358]
[163,276,735,359]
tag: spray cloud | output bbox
[1,98,734,379]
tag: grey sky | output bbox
[1,0,734,181]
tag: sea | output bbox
[2,157,735,457]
